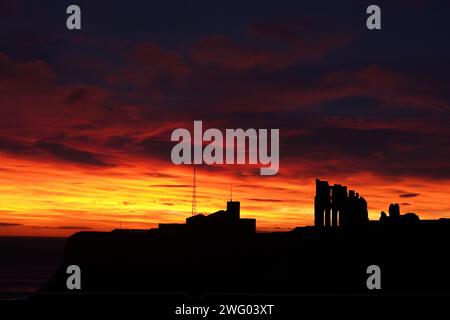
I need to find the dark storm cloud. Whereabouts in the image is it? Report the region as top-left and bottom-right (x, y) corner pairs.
(70, 124), (97, 131)
(31, 225), (92, 230)
(191, 31), (350, 70)
(55, 226), (92, 230)
(0, 222), (22, 227)
(149, 184), (191, 188)
(137, 137), (174, 162)
(318, 96), (381, 117)
(105, 136), (135, 148)
(65, 87), (91, 105)
(35, 142), (110, 167)
(400, 193), (420, 198)
(278, 119), (450, 180)
(0, 137), (33, 154)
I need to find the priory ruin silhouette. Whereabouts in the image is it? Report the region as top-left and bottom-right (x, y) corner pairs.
(35, 178), (450, 301)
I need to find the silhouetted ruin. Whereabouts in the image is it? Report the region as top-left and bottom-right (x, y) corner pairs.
(35, 178), (450, 302)
(314, 179), (368, 228)
(389, 203), (401, 220)
(379, 203), (420, 224)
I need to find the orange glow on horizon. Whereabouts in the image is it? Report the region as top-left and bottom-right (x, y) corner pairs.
(0, 152), (449, 237)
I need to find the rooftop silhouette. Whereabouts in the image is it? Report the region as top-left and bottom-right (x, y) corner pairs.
(158, 200), (256, 236)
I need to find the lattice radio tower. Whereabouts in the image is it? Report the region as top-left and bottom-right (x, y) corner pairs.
(192, 166), (197, 216)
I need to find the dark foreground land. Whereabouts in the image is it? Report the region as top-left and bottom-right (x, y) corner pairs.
(35, 220), (450, 301)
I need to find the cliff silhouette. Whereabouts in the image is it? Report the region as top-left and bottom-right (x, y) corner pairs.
(34, 179), (450, 300)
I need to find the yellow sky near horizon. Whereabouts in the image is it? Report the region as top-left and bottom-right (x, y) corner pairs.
(0, 152), (449, 237)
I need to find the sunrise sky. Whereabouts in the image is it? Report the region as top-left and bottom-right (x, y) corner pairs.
(1, 0), (449, 236)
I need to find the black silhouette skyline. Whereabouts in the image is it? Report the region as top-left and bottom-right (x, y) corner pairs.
(33, 178), (450, 302)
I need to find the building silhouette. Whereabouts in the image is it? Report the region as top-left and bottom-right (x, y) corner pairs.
(37, 177), (450, 300)
(158, 200), (256, 235)
(314, 179), (368, 228)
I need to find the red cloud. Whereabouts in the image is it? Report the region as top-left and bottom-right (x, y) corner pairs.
(108, 42), (190, 87)
(192, 35), (271, 70)
(323, 66), (450, 111)
(191, 21), (351, 70)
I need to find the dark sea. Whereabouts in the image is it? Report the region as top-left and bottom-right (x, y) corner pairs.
(0, 237), (66, 300)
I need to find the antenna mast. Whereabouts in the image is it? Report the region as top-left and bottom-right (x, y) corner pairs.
(192, 166), (197, 216)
